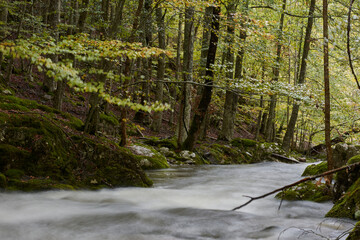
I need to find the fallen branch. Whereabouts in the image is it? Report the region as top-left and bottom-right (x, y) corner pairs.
(232, 161), (360, 211)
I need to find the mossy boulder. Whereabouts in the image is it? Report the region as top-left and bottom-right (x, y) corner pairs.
(141, 136), (178, 150)
(347, 222), (360, 240)
(5, 169), (25, 179)
(326, 178), (360, 220)
(302, 161), (327, 176)
(231, 138), (258, 148)
(332, 143), (360, 168)
(129, 144), (169, 170)
(199, 143), (246, 164)
(275, 181), (332, 202)
(0, 95), (152, 191)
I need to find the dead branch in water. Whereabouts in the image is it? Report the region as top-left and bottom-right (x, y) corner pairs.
(232, 161), (360, 211)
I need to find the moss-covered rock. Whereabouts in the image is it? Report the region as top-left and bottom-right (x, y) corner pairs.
(141, 136), (178, 150)
(326, 178), (360, 219)
(231, 138), (258, 148)
(0, 95), (152, 191)
(199, 143), (247, 164)
(5, 169), (25, 179)
(275, 181), (332, 202)
(129, 144), (169, 170)
(347, 222), (360, 240)
(302, 162), (327, 176)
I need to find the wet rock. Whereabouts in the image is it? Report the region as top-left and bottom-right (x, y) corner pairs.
(129, 145), (154, 157)
(180, 150), (196, 159)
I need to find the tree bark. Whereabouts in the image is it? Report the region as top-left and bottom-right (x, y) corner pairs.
(77, 0), (90, 33)
(182, 5), (220, 151)
(282, 0), (316, 151)
(109, 0), (126, 38)
(46, 0), (61, 95)
(264, 0), (286, 141)
(134, 0), (152, 124)
(119, 0), (144, 146)
(177, 6), (195, 146)
(169, 12), (182, 125)
(151, 7), (166, 131)
(218, 2), (237, 141)
(219, 1), (248, 141)
(323, 0), (334, 180)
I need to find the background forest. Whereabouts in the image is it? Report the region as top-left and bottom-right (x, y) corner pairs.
(1, 0), (360, 153)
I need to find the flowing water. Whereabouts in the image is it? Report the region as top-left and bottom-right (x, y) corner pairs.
(0, 162), (356, 240)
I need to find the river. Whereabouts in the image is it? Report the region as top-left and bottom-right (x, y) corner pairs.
(0, 162), (355, 240)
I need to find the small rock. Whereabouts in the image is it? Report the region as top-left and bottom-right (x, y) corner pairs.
(140, 159), (152, 168)
(159, 147), (175, 157)
(355, 210), (360, 220)
(180, 150), (196, 159)
(129, 145), (154, 157)
(185, 160), (195, 165)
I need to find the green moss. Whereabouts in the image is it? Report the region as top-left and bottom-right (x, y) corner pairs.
(326, 177), (360, 219)
(5, 169), (25, 179)
(142, 136), (178, 150)
(0, 173), (7, 188)
(100, 113), (119, 126)
(231, 138), (258, 148)
(0, 144), (30, 169)
(348, 154), (360, 165)
(132, 143), (169, 170)
(302, 162), (328, 176)
(275, 181), (332, 202)
(199, 143), (246, 164)
(347, 222), (360, 240)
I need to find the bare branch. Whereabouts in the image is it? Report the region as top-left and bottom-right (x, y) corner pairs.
(346, 0), (360, 90)
(232, 161), (360, 211)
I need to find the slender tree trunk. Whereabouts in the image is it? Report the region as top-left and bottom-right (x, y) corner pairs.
(323, 0), (333, 181)
(177, 6), (195, 146)
(46, 0), (61, 94)
(219, 3), (237, 141)
(169, 13), (182, 126)
(265, 0), (286, 141)
(219, 1), (248, 141)
(77, 0), (90, 33)
(109, 0), (125, 37)
(0, 0), (9, 73)
(194, 7), (212, 139)
(134, 0), (152, 124)
(151, 7), (166, 131)
(182, 5), (220, 150)
(119, 0), (144, 146)
(282, 0), (316, 151)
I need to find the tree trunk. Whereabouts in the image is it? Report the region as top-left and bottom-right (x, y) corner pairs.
(177, 6), (195, 146)
(282, 0), (315, 151)
(151, 7), (166, 131)
(219, 1), (248, 141)
(134, 0), (152, 124)
(77, 0), (90, 33)
(218, 3), (237, 141)
(119, 0), (144, 146)
(182, 5), (220, 151)
(0, 0), (8, 73)
(45, 0), (61, 95)
(264, 0), (286, 141)
(169, 13), (182, 126)
(323, 0), (333, 180)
